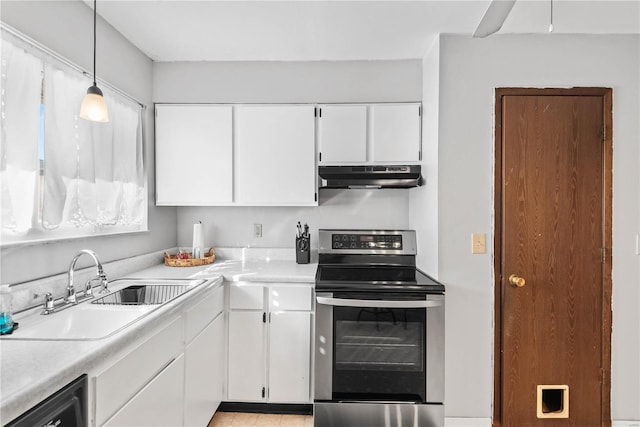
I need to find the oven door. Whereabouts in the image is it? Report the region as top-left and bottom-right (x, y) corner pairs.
(315, 292), (444, 404)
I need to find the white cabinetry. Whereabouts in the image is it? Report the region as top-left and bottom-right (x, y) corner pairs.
(227, 282), (313, 403)
(235, 105), (316, 205)
(95, 317), (183, 426)
(155, 105), (233, 205)
(155, 104), (317, 206)
(371, 104), (421, 163)
(228, 311), (266, 401)
(318, 104), (367, 163)
(227, 283), (266, 401)
(184, 286), (225, 427)
(268, 311), (312, 403)
(103, 355), (185, 427)
(94, 283), (225, 427)
(318, 103), (421, 164)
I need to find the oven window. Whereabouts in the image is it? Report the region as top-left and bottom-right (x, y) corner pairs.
(332, 305), (426, 402)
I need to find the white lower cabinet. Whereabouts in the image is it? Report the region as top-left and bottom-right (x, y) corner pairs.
(228, 311), (266, 401)
(95, 317), (183, 426)
(268, 311), (312, 403)
(93, 284), (225, 427)
(226, 282), (313, 404)
(104, 355), (185, 427)
(184, 311), (225, 427)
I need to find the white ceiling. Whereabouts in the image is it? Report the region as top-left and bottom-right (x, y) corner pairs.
(93, 0), (640, 62)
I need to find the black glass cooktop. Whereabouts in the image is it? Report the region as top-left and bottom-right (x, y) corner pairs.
(315, 264), (445, 293)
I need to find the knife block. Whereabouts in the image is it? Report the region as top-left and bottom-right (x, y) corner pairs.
(296, 236), (310, 264)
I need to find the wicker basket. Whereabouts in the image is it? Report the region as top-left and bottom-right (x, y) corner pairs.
(164, 248), (215, 267)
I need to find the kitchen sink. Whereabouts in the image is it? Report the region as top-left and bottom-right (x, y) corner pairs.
(2, 304), (154, 341)
(91, 279), (205, 306)
(2, 278), (206, 341)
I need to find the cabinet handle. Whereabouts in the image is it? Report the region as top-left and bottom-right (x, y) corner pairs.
(262, 387), (266, 398)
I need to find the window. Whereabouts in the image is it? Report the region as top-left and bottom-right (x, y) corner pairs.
(1, 27), (147, 246)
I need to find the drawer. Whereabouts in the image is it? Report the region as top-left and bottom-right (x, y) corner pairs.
(269, 285), (312, 311)
(229, 283), (264, 310)
(95, 316), (182, 426)
(185, 285), (224, 343)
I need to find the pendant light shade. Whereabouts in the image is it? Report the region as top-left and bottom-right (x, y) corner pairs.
(80, 0), (109, 122)
(80, 84), (109, 122)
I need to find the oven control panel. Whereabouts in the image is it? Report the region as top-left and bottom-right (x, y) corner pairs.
(332, 233), (403, 250)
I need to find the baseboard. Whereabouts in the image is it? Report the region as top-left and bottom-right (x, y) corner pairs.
(219, 402), (313, 415)
(443, 418), (639, 427)
(445, 418), (491, 427)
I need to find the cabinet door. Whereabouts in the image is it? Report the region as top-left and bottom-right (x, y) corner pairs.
(318, 105), (367, 163)
(235, 105), (316, 205)
(103, 355), (184, 427)
(268, 312), (311, 403)
(156, 104), (232, 205)
(371, 103), (421, 163)
(228, 311), (265, 401)
(184, 313), (224, 427)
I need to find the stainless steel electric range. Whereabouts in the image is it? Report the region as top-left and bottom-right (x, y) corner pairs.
(314, 229), (445, 427)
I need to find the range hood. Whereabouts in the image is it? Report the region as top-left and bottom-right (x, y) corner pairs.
(318, 165), (422, 189)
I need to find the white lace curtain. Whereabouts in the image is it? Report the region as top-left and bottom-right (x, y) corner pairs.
(1, 30), (146, 244)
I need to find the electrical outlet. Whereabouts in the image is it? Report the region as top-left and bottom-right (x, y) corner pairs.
(254, 223), (262, 238)
(472, 233), (486, 254)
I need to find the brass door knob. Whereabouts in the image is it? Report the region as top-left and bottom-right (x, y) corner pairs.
(509, 274), (526, 287)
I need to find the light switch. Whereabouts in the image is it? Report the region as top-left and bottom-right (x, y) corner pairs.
(472, 233), (486, 254)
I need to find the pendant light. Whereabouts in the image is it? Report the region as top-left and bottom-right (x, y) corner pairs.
(80, 0), (109, 122)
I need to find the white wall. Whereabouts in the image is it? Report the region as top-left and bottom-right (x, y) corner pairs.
(0, 1), (177, 285)
(434, 34), (640, 421)
(154, 59), (423, 250)
(410, 36), (439, 277)
(178, 189), (410, 250)
(154, 60), (421, 104)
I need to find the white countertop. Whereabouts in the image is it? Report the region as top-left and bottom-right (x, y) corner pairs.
(0, 256), (316, 425)
(135, 257), (317, 284)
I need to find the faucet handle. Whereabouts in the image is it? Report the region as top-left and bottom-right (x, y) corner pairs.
(42, 293), (54, 315)
(84, 280), (94, 297)
(98, 272), (109, 294)
(65, 285), (77, 304)
(44, 293), (54, 308)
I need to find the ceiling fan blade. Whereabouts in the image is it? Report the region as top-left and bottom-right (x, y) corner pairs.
(473, 0), (517, 38)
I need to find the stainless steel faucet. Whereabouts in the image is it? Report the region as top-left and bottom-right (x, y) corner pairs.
(66, 249), (109, 303)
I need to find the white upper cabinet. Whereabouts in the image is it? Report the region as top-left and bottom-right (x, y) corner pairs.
(155, 104), (316, 206)
(235, 105), (316, 206)
(155, 104), (233, 205)
(318, 102), (421, 164)
(318, 105), (367, 163)
(371, 103), (421, 163)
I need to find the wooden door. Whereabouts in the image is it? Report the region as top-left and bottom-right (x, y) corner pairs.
(494, 88), (612, 427)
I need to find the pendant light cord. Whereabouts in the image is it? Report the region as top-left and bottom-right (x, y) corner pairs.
(549, 0), (554, 32)
(92, 0), (97, 86)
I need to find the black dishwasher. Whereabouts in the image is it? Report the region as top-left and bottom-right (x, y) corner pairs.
(7, 374), (87, 427)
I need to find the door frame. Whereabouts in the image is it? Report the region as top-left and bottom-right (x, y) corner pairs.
(492, 87), (613, 427)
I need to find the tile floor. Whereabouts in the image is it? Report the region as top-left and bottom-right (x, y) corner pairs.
(208, 412), (313, 427)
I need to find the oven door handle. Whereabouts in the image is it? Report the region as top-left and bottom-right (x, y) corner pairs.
(316, 296), (443, 309)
